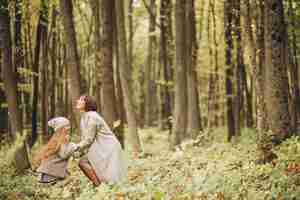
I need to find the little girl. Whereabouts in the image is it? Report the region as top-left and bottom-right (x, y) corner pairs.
(33, 117), (76, 184)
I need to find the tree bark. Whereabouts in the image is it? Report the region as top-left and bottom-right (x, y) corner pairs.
(50, 7), (58, 119)
(210, 0), (220, 128)
(256, 0), (268, 134)
(0, 0), (30, 172)
(115, 0), (142, 152)
(224, 0), (235, 142)
(100, 0), (118, 128)
(171, 0), (188, 147)
(244, 0), (256, 128)
(160, 0), (173, 129)
(40, 0), (49, 143)
(186, 0), (202, 137)
(264, 0), (291, 142)
(233, 0), (243, 136)
(59, 0), (81, 126)
(145, 0), (157, 127)
(287, 0), (300, 132)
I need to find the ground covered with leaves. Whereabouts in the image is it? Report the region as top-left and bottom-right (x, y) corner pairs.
(1, 128), (300, 200)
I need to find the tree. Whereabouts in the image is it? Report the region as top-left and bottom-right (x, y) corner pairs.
(256, 0), (268, 134)
(31, 1), (47, 146)
(224, 0), (235, 142)
(159, 0), (173, 129)
(89, 0), (118, 128)
(264, 0), (291, 142)
(0, 0), (30, 172)
(59, 0), (81, 126)
(171, 0), (188, 147)
(186, 0), (202, 137)
(145, 0), (157, 127)
(115, 0), (142, 152)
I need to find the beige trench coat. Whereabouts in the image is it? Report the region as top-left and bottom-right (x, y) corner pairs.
(77, 111), (127, 183)
(37, 142), (76, 178)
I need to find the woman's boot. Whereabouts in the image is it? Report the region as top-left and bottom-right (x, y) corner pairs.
(78, 159), (101, 187)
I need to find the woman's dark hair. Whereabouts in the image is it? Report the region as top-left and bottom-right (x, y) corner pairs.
(82, 95), (97, 112)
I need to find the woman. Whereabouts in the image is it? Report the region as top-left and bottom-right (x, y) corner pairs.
(33, 117), (76, 184)
(73, 95), (126, 186)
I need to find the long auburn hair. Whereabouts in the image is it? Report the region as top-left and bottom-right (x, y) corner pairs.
(33, 127), (69, 168)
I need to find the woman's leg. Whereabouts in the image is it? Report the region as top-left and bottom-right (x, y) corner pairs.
(78, 157), (101, 186)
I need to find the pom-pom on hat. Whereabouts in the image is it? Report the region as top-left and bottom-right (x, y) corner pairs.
(48, 117), (70, 131)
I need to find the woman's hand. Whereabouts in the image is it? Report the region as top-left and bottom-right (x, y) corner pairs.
(73, 150), (81, 158)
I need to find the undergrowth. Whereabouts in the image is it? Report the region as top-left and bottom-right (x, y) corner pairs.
(1, 128), (300, 200)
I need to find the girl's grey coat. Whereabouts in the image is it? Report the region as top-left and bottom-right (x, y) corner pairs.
(36, 143), (76, 178)
(77, 111), (126, 183)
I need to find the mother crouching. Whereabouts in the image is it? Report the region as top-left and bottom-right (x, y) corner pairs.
(73, 95), (127, 186)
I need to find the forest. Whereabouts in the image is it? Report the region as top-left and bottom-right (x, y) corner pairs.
(0, 0), (300, 199)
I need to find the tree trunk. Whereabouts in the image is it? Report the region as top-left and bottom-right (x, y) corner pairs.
(39, 0), (49, 143)
(171, 0), (188, 147)
(233, 0), (243, 136)
(144, 0), (157, 127)
(50, 7), (58, 119)
(100, 0), (118, 128)
(186, 0), (202, 137)
(256, 0), (268, 134)
(128, 0), (133, 70)
(264, 0), (291, 142)
(30, 12), (46, 147)
(89, 0), (118, 128)
(207, 1), (214, 129)
(160, 0), (173, 129)
(0, 0), (30, 172)
(210, 0), (220, 127)
(89, 0), (102, 113)
(59, 0), (81, 126)
(115, 0), (142, 152)
(287, 0), (300, 133)
(224, 0), (235, 142)
(244, 0), (256, 128)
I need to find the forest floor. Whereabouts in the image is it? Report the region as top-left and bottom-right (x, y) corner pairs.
(1, 128), (300, 200)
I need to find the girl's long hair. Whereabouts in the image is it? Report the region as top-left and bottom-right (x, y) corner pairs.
(33, 128), (68, 168)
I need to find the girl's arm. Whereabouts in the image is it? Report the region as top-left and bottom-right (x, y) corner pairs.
(58, 142), (77, 159)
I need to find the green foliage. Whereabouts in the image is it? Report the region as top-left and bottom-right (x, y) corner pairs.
(2, 129), (300, 200)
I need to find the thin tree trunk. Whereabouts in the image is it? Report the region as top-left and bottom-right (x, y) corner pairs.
(39, 0), (49, 143)
(59, 0), (81, 126)
(145, 0), (157, 126)
(41, 18), (49, 143)
(256, 0), (268, 134)
(233, 0), (243, 136)
(160, 0), (173, 129)
(115, 0), (142, 152)
(207, 1), (214, 129)
(244, 0), (256, 128)
(224, 0), (235, 142)
(171, 0), (188, 147)
(210, 0), (220, 127)
(288, 0), (300, 132)
(186, 0), (202, 137)
(89, 0), (102, 113)
(100, 0), (118, 128)
(50, 7), (58, 119)
(30, 17), (44, 147)
(128, 0), (133, 69)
